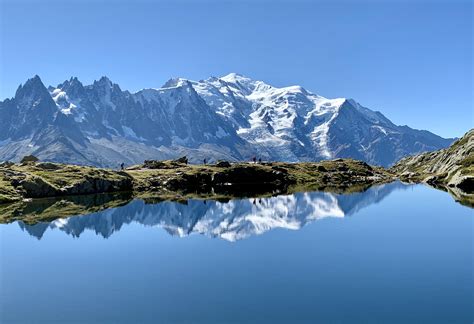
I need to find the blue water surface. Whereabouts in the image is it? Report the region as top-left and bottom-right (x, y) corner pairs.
(0, 183), (472, 323)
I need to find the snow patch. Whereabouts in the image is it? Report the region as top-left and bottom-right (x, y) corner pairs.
(372, 125), (388, 135)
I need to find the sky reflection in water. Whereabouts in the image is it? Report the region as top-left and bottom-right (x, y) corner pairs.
(1, 182), (472, 323)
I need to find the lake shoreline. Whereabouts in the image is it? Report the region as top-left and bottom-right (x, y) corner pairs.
(0, 158), (393, 203)
(1, 155), (472, 212)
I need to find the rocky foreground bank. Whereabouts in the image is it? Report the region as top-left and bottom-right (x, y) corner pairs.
(0, 159), (392, 204)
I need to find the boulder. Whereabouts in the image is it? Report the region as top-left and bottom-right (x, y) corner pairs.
(454, 176), (474, 193)
(19, 176), (59, 198)
(213, 165), (290, 185)
(317, 165), (327, 172)
(215, 160), (231, 167)
(164, 173), (213, 191)
(174, 156), (188, 164)
(20, 155), (39, 164)
(62, 177), (133, 195)
(143, 160), (167, 169)
(337, 164), (349, 171)
(36, 162), (62, 170)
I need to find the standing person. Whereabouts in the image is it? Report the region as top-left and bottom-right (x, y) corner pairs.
(252, 156), (256, 163)
(120, 163), (124, 170)
(203, 158), (207, 165)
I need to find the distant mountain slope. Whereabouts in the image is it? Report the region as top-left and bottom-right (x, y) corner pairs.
(0, 74), (454, 167)
(392, 129), (473, 194)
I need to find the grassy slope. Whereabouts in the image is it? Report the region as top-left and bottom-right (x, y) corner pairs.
(0, 178), (20, 203)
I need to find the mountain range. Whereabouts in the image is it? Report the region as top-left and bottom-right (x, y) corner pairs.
(0, 74), (454, 167)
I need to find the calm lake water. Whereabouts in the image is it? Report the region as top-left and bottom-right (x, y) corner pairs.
(0, 182), (472, 323)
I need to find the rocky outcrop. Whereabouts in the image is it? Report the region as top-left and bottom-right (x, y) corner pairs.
(173, 156), (188, 164)
(215, 160), (231, 167)
(17, 175), (133, 198)
(212, 164), (289, 185)
(60, 176), (133, 196)
(17, 176), (61, 198)
(20, 155), (39, 163)
(1, 163), (133, 199)
(131, 159), (393, 198)
(0, 158), (393, 203)
(391, 129), (473, 206)
(392, 129), (473, 192)
(160, 164), (292, 195)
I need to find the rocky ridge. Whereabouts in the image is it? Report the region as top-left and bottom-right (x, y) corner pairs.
(392, 129), (473, 206)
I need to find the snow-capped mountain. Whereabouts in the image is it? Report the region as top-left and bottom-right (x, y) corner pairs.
(0, 74), (454, 167)
(18, 182), (409, 241)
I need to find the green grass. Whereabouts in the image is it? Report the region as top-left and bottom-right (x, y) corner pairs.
(0, 178), (21, 203)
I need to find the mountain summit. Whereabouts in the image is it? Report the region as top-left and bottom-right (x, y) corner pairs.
(0, 74), (454, 167)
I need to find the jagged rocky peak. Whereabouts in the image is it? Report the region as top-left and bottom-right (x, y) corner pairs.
(89, 76), (122, 95)
(15, 75), (50, 101)
(60, 76), (83, 89)
(94, 75), (113, 87)
(19, 74), (43, 89)
(54, 77), (85, 98)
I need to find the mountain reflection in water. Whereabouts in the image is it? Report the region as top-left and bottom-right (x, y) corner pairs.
(18, 182), (408, 241)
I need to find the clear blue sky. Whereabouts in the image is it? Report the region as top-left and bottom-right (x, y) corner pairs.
(0, 0), (472, 138)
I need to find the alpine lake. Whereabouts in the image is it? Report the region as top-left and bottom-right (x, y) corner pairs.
(0, 182), (472, 323)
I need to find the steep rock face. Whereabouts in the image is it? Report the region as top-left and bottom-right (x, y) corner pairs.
(0, 74), (454, 167)
(4, 76), (58, 140)
(0, 76), (91, 165)
(134, 79), (243, 149)
(392, 129), (474, 194)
